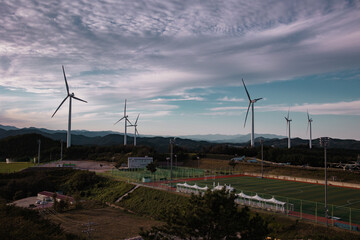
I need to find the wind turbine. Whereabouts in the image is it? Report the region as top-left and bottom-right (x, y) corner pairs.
(52, 65), (87, 148)
(242, 79), (263, 147)
(129, 114), (140, 146)
(114, 99), (132, 145)
(285, 109), (292, 149)
(307, 110), (313, 149)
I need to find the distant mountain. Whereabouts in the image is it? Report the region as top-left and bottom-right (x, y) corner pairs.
(0, 125), (359, 151)
(0, 125), (19, 131)
(179, 133), (285, 143)
(0, 125), (214, 153)
(0, 125), (119, 138)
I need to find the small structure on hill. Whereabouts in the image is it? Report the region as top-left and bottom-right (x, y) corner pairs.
(128, 157), (153, 169)
(37, 191), (75, 204)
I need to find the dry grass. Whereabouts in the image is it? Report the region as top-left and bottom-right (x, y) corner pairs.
(47, 206), (161, 240)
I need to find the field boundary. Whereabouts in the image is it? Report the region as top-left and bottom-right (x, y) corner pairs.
(242, 172), (360, 190)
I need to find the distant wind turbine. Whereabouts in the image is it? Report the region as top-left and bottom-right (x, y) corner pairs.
(114, 99), (132, 145)
(129, 114), (140, 146)
(285, 109), (292, 149)
(307, 111), (313, 149)
(52, 65), (87, 148)
(242, 79), (263, 147)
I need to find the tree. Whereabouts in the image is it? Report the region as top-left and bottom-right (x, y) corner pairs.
(140, 188), (269, 240)
(146, 162), (157, 181)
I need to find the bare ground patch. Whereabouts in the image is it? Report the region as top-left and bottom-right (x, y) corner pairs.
(47, 206), (161, 240)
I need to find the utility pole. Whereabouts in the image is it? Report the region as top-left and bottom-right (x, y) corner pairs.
(260, 139), (264, 178)
(60, 140), (63, 161)
(37, 139), (41, 165)
(170, 138), (176, 181)
(320, 137), (330, 226)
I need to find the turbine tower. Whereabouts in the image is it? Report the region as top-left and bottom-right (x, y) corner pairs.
(307, 111), (313, 149)
(114, 99), (132, 145)
(129, 114), (140, 146)
(285, 109), (292, 149)
(242, 79), (263, 147)
(52, 65), (87, 148)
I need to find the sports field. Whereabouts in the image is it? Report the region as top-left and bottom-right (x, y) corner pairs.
(187, 175), (360, 226)
(0, 162), (35, 173)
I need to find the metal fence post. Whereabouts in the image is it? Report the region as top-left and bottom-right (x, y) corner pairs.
(300, 200), (303, 219)
(315, 202), (318, 223)
(349, 208), (352, 231)
(287, 198), (289, 216)
(332, 205), (334, 226)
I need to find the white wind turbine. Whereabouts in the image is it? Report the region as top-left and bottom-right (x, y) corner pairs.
(242, 79), (263, 147)
(114, 99), (132, 145)
(307, 111), (313, 149)
(285, 109), (292, 149)
(129, 114), (140, 146)
(52, 65), (87, 148)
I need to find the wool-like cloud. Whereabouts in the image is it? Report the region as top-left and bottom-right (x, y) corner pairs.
(0, 0), (359, 136)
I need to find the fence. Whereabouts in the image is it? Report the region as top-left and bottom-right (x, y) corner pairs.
(109, 166), (242, 182)
(233, 188), (360, 231)
(108, 167), (360, 231)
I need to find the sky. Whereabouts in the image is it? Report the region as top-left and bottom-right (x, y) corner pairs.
(0, 0), (360, 140)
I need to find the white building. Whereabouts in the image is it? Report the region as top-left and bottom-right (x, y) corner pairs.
(128, 157), (153, 169)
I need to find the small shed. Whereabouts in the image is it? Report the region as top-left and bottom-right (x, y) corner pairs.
(142, 176), (152, 183)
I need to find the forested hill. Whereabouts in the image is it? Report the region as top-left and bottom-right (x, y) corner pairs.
(0, 126), (359, 153)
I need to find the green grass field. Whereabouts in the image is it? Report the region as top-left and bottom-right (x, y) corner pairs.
(188, 176), (360, 225)
(110, 166), (206, 181)
(0, 162), (35, 173)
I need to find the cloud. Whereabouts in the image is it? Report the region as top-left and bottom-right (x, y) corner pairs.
(1, 0), (360, 96)
(209, 106), (246, 112)
(217, 96), (244, 102)
(150, 96), (205, 102)
(0, 0), (359, 137)
(257, 100), (360, 116)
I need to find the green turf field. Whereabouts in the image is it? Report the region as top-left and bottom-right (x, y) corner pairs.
(110, 166), (206, 181)
(188, 176), (360, 225)
(0, 162), (35, 173)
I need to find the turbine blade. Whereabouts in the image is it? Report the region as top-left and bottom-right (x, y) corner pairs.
(62, 65), (70, 95)
(287, 108), (290, 119)
(307, 110), (310, 121)
(135, 113), (140, 124)
(72, 96), (87, 103)
(254, 97), (263, 102)
(244, 102), (251, 127)
(242, 78), (251, 101)
(124, 99), (127, 116)
(126, 118), (133, 126)
(114, 116), (125, 125)
(135, 128), (139, 136)
(52, 96), (69, 118)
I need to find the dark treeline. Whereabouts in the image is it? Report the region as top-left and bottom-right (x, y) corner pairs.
(200, 144), (358, 167)
(1, 134), (358, 168)
(0, 168), (105, 202)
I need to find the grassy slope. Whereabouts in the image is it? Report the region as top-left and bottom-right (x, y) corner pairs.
(117, 186), (188, 219)
(109, 183), (360, 239)
(89, 180), (134, 203)
(0, 162), (35, 173)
